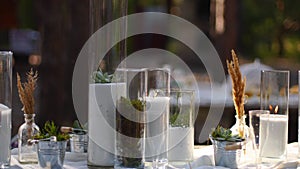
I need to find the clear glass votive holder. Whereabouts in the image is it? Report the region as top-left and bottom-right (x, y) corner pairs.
(168, 89), (194, 167)
(0, 51), (12, 168)
(260, 70), (289, 162)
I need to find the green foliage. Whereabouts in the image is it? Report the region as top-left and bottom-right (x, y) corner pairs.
(120, 97), (145, 111)
(121, 157), (143, 168)
(93, 69), (113, 83)
(211, 126), (243, 142)
(72, 120), (83, 129)
(169, 112), (179, 126)
(241, 0), (300, 59)
(169, 111), (190, 127)
(34, 121), (70, 141)
(137, 0), (165, 7)
(72, 120), (87, 134)
(169, 92), (190, 127)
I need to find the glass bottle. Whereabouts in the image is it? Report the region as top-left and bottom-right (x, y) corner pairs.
(231, 114), (249, 138)
(18, 113), (40, 163)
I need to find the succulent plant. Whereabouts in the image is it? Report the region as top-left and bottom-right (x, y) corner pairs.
(34, 121), (71, 141)
(211, 126), (243, 142)
(93, 69), (113, 83)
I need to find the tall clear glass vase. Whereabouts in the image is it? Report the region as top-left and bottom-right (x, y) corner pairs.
(18, 113), (40, 163)
(0, 51), (13, 168)
(88, 0), (128, 167)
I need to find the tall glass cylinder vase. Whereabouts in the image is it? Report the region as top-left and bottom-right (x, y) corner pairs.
(145, 68), (170, 168)
(88, 0), (128, 167)
(18, 113), (40, 163)
(114, 68), (147, 169)
(260, 70), (289, 163)
(168, 89), (194, 166)
(0, 51), (12, 168)
(89, 0), (127, 74)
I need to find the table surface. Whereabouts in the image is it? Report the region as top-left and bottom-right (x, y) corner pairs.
(10, 143), (300, 169)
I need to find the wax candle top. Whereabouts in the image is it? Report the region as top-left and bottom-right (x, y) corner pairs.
(145, 97), (169, 122)
(0, 103), (9, 111)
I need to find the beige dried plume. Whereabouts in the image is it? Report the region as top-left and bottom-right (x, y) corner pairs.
(17, 69), (38, 114)
(226, 50), (246, 120)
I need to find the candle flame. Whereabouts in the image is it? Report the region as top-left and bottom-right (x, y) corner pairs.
(275, 105), (278, 114)
(269, 105), (279, 114)
(269, 105), (273, 111)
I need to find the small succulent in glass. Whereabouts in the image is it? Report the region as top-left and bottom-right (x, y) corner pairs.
(92, 69), (113, 83)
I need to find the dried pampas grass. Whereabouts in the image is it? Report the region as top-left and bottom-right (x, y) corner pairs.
(226, 50), (246, 119)
(17, 68), (38, 114)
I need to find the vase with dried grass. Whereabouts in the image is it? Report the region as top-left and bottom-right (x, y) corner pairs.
(226, 50), (248, 138)
(17, 69), (40, 163)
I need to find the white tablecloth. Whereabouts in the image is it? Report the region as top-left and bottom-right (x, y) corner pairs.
(10, 143), (300, 169)
(10, 148), (87, 169)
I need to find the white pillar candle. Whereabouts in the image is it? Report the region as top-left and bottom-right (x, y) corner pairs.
(259, 114), (288, 158)
(168, 127), (194, 162)
(0, 104), (11, 165)
(145, 96), (169, 162)
(88, 83), (125, 166)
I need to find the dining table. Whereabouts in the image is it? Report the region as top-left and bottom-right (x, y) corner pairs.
(9, 142), (300, 169)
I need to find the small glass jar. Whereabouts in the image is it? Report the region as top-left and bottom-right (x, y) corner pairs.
(231, 115), (249, 138)
(18, 113), (40, 163)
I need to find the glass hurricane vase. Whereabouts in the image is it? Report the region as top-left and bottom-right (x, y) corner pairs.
(18, 113), (40, 163)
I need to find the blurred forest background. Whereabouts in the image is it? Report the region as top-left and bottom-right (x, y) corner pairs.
(1, 0), (300, 137)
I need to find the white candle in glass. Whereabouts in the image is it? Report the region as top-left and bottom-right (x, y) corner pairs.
(88, 83), (125, 166)
(145, 96), (169, 163)
(168, 127), (194, 161)
(259, 114), (288, 158)
(0, 104), (11, 165)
